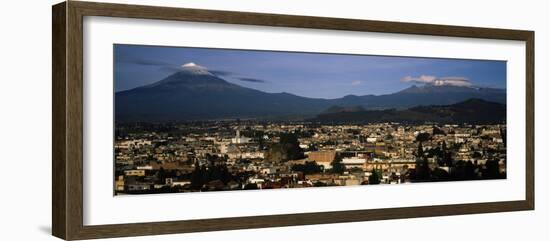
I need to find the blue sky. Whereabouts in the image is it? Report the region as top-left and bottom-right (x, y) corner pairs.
(114, 44), (506, 99)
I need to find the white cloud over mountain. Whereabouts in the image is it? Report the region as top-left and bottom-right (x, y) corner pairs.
(402, 75), (472, 87)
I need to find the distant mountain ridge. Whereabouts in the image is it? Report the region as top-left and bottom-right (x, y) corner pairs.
(312, 98), (506, 124)
(115, 65), (506, 122)
(330, 84), (505, 109)
(322, 105), (366, 114)
(116, 67), (330, 121)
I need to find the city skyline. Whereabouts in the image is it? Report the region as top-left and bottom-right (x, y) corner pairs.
(114, 44), (507, 195)
(115, 44), (507, 99)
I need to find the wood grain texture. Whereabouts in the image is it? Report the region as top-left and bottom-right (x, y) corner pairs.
(72, 1), (533, 40)
(525, 32), (535, 210)
(73, 201), (530, 240)
(52, 2), (67, 240)
(66, 2), (85, 240)
(51, 1), (535, 240)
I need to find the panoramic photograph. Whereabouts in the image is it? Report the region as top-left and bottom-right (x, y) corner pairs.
(113, 44), (507, 195)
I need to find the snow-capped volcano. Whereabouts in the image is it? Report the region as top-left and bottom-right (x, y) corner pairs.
(129, 62), (238, 91)
(179, 62), (213, 76)
(115, 63), (506, 121)
(181, 62), (199, 67)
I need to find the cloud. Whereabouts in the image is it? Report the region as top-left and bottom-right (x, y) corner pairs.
(131, 59), (171, 66)
(118, 57), (180, 73)
(209, 70), (234, 76)
(117, 58), (236, 76)
(402, 75), (437, 84)
(433, 77), (472, 87)
(117, 58), (266, 84)
(117, 57), (171, 67)
(402, 75), (472, 87)
(237, 77), (268, 83)
(158, 65), (184, 73)
(351, 80), (362, 86)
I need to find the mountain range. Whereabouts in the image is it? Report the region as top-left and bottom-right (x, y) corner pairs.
(312, 98), (506, 124)
(115, 65), (506, 122)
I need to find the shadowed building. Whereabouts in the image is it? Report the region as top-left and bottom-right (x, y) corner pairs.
(307, 151), (336, 169)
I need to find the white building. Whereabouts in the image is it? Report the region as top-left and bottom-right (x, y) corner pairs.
(124, 169), (145, 176)
(136, 165), (153, 170)
(366, 137), (378, 143)
(342, 157), (367, 168)
(231, 130), (251, 144)
(171, 180), (191, 187)
(115, 139), (152, 150)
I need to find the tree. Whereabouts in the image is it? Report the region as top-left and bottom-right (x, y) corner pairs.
(416, 132), (431, 142)
(265, 133), (305, 162)
(453, 160), (477, 180)
(200, 165), (209, 188)
(190, 161), (203, 190)
(441, 141), (453, 167)
(243, 183), (258, 190)
(472, 151), (482, 158)
(417, 141), (424, 156)
(431, 168), (450, 181)
(415, 142), (431, 181)
(369, 168), (381, 184)
(292, 161), (323, 175)
(330, 154), (346, 174)
(209, 163), (222, 182)
(483, 159), (501, 179)
(156, 167), (166, 184)
(313, 181), (328, 187)
(220, 164), (232, 184)
(280, 133), (305, 160)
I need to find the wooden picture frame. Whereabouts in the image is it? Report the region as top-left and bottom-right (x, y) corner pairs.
(52, 1), (534, 240)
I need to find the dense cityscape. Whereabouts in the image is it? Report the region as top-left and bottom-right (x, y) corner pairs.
(114, 121), (506, 194)
(113, 46), (508, 195)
